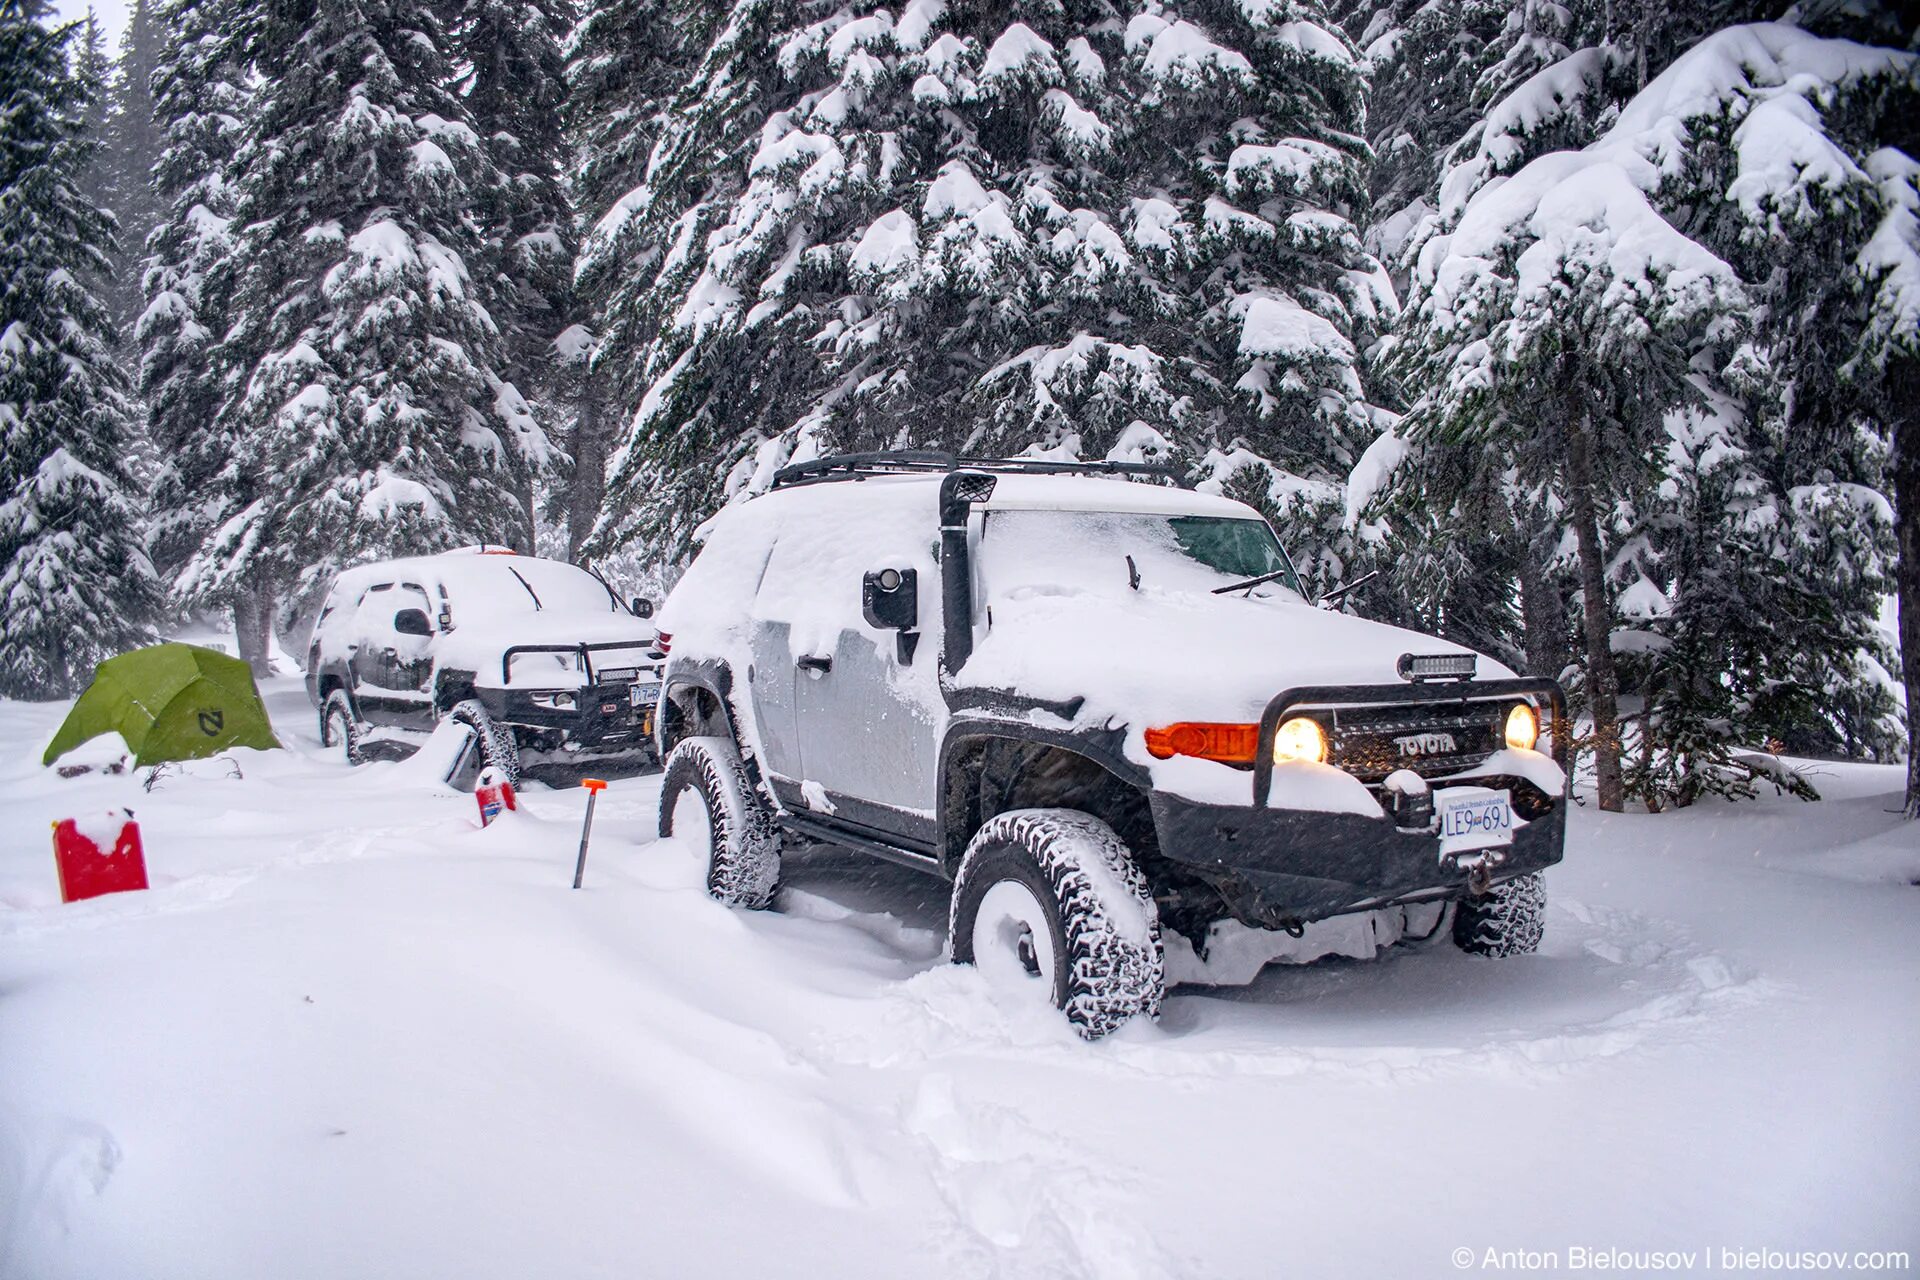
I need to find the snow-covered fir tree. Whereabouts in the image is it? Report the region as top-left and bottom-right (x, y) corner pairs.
(566, 0), (725, 559)
(139, 0), (250, 611)
(453, 0), (575, 540)
(1364, 18), (1918, 809)
(583, 0), (1394, 564)
(178, 0), (550, 654)
(1844, 98), (1920, 816)
(98, 0), (168, 344)
(0, 0), (158, 697)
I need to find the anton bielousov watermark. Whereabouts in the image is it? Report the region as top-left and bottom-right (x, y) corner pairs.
(1451, 1245), (1911, 1272)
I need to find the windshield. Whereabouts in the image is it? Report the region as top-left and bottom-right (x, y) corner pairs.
(443, 557), (622, 626)
(977, 510), (1305, 601)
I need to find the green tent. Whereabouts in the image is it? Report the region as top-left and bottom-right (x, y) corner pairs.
(43, 643), (281, 767)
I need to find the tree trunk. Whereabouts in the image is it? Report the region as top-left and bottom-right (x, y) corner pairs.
(233, 584), (275, 680)
(1889, 359), (1919, 819)
(1517, 526), (1564, 680)
(566, 372), (610, 562)
(1561, 403), (1626, 812)
(518, 473), (538, 555)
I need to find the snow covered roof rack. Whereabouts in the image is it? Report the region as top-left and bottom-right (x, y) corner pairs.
(769, 450), (1181, 490)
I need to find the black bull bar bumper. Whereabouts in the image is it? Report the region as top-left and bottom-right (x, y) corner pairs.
(1154, 678), (1569, 928)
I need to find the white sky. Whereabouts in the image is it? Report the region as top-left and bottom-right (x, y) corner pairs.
(50, 0), (134, 49)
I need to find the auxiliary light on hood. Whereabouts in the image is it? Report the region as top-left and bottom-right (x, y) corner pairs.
(1397, 652), (1476, 682)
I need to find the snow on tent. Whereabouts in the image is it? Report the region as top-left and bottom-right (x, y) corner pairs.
(42, 644), (280, 768)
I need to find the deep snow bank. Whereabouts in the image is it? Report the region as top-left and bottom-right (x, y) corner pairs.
(1, 681), (1915, 1278)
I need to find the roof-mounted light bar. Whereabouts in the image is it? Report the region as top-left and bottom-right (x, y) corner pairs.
(1397, 652), (1477, 682)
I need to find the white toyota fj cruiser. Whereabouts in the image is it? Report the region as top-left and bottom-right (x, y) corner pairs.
(653, 454), (1567, 1037)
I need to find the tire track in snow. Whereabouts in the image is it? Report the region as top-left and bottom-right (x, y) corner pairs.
(808, 897), (1773, 1087)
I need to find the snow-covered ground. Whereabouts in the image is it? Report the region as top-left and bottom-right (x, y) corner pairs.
(3, 675), (1916, 1279)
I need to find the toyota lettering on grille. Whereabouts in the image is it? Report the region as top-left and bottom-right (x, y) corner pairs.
(1393, 731), (1458, 757)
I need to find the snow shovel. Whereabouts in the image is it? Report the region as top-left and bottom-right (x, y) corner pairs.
(572, 778), (607, 889)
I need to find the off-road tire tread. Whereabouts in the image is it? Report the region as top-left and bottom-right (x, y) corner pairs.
(951, 808), (1164, 1040)
(449, 698), (522, 787)
(1452, 872), (1547, 956)
(321, 690), (366, 767)
(659, 736), (781, 909)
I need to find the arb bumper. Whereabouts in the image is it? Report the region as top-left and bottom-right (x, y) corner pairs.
(1158, 676), (1569, 928)
(1150, 787), (1565, 928)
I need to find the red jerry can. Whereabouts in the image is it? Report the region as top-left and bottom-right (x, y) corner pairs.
(52, 810), (149, 903)
(475, 767), (517, 827)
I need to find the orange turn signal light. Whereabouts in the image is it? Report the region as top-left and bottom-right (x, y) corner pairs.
(1144, 722), (1260, 765)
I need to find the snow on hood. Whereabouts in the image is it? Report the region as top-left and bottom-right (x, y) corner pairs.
(962, 587), (1508, 728)
(963, 588), (1510, 808)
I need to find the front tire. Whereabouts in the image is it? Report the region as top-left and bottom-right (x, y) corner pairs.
(1452, 872), (1547, 956)
(320, 690), (365, 766)
(448, 698), (521, 787)
(658, 736), (781, 909)
(950, 809), (1164, 1040)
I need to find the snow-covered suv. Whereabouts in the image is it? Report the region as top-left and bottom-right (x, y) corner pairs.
(307, 548), (663, 781)
(654, 453), (1568, 1037)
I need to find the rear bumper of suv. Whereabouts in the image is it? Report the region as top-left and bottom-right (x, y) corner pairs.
(1149, 786), (1565, 928)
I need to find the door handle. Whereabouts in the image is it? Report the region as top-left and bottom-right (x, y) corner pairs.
(796, 654), (832, 674)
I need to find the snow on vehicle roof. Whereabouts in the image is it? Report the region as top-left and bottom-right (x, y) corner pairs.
(324, 549), (624, 618)
(977, 473), (1256, 517)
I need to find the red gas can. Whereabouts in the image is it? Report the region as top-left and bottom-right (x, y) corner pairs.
(475, 767), (518, 826)
(52, 810), (149, 903)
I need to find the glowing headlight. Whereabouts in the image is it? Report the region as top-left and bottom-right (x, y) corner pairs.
(1273, 716), (1329, 764)
(1505, 703), (1540, 751)
(531, 691), (577, 710)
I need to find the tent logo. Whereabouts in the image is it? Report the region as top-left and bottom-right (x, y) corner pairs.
(197, 708), (225, 737)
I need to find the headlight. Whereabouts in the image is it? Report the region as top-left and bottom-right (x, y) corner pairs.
(1505, 703), (1540, 751)
(1273, 716), (1328, 764)
(531, 691), (576, 710)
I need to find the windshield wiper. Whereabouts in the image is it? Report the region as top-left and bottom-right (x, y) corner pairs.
(507, 565), (543, 610)
(581, 561), (623, 612)
(1211, 567), (1294, 596)
(1317, 568), (1381, 609)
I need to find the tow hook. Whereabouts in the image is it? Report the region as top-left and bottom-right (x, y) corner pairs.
(1442, 846), (1508, 896)
(1278, 918), (1305, 938)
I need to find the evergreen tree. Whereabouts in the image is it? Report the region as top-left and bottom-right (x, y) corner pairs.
(586, 0), (1393, 564)
(452, 0), (576, 544)
(71, 9), (111, 207)
(1376, 22), (1917, 810)
(178, 0), (543, 654)
(567, 0), (722, 560)
(101, 0), (168, 344)
(139, 0), (251, 617)
(1847, 126), (1920, 816)
(0, 0), (158, 698)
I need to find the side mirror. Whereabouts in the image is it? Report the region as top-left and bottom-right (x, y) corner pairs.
(631, 596), (654, 619)
(394, 608), (432, 637)
(863, 567), (919, 631)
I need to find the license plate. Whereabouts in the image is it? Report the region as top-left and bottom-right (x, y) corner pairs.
(1436, 787), (1515, 854)
(630, 682), (660, 709)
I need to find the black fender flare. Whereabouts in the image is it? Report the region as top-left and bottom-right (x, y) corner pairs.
(313, 662), (362, 719)
(659, 657), (740, 753)
(431, 667), (479, 715)
(935, 713), (1152, 877)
